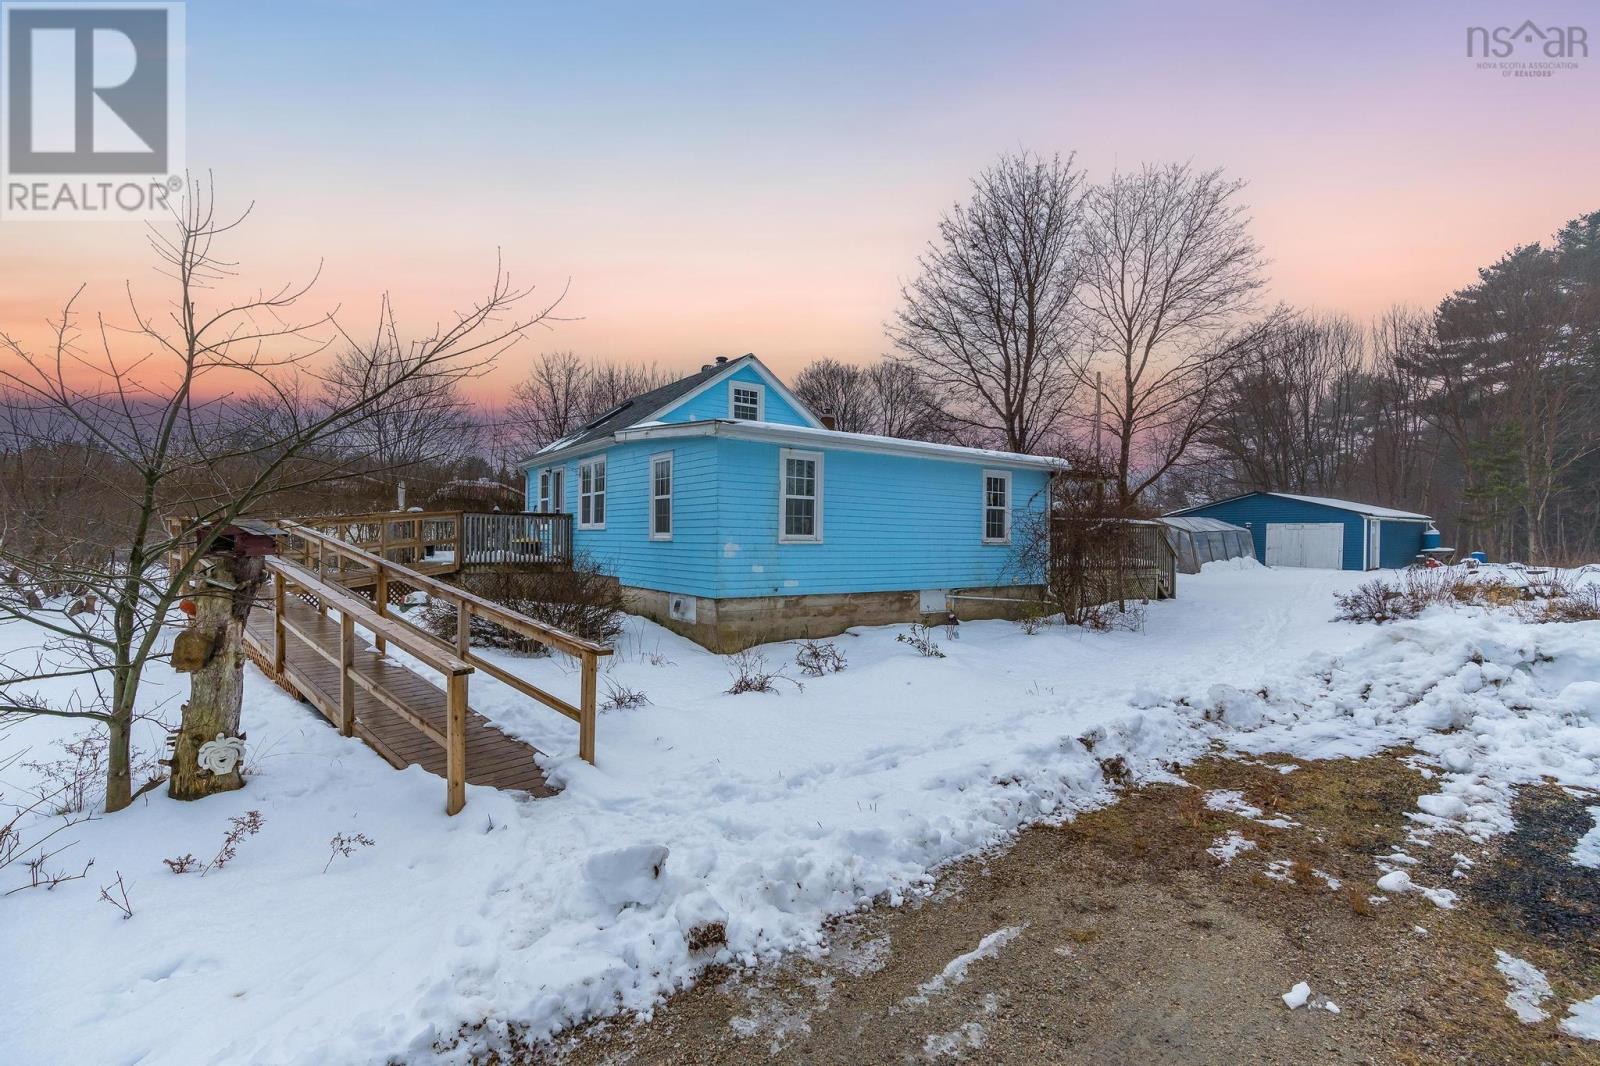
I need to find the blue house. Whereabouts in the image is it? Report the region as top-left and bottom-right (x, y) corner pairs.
(1166, 492), (1434, 571)
(520, 354), (1066, 649)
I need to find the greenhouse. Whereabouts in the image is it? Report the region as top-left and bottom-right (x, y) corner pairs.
(1160, 516), (1257, 574)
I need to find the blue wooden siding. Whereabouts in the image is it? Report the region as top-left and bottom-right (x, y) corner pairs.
(527, 435), (1051, 597)
(1377, 520), (1428, 568)
(658, 364), (813, 427)
(525, 438), (722, 597)
(711, 438), (1048, 597)
(1175, 495), (1366, 570)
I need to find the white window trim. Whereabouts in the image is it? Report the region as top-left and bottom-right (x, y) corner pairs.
(537, 467), (564, 513)
(982, 469), (1012, 545)
(729, 380), (766, 422)
(649, 451), (673, 541)
(578, 455), (606, 530)
(778, 448), (823, 544)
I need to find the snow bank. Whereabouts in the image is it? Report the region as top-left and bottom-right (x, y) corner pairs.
(4, 565), (1600, 1064)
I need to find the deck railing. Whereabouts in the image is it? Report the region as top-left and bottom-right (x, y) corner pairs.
(280, 522), (611, 765)
(462, 511), (572, 566)
(293, 509), (574, 571)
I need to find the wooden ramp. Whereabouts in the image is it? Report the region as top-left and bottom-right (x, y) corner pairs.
(168, 514), (610, 814)
(244, 598), (556, 798)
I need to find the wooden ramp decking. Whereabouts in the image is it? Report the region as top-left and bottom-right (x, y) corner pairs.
(244, 598), (556, 798)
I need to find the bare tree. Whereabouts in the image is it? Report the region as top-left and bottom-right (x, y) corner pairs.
(891, 151), (1089, 453)
(322, 311), (482, 499)
(868, 359), (949, 441)
(505, 352), (669, 455)
(1204, 312), (1365, 493)
(792, 358), (876, 432)
(1080, 162), (1267, 506)
(1364, 306), (1440, 511)
(0, 181), (561, 812)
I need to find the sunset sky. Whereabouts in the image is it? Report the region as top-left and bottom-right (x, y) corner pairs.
(2, 0), (1596, 402)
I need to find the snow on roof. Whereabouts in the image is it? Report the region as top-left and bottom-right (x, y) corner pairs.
(1264, 493), (1432, 521)
(613, 419), (1073, 471)
(1160, 516), (1250, 533)
(1169, 491), (1431, 522)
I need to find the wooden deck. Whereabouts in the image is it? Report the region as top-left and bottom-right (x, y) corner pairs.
(244, 598), (555, 798)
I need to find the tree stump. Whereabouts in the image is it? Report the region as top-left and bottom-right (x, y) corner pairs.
(168, 554), (268, 801)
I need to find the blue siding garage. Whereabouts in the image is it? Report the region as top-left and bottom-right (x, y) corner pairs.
(1167, 492), (1433, 571)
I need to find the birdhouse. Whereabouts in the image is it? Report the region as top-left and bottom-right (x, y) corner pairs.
(197, 518), (282, 558)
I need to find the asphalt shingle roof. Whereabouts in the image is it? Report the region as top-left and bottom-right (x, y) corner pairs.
(532, 357), (745, 459)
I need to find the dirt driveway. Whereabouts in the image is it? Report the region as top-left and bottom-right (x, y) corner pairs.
(494, 752), (1600, 1065)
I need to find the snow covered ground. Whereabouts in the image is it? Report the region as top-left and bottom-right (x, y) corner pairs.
(3, 563), (1600, 1064)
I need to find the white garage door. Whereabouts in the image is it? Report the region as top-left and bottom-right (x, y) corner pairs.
(1265, 523), (1344, 569)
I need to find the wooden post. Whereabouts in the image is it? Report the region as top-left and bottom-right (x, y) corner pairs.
(455, 511), (465, 573)
(338, 611), (355, 737)
(445, 673), (467, 815)
(578, 652), (597, 765)
(455, 601), (470, 658)
(272, 570), (286, 676)
(315, 542), (327, 615)
(374, 567), (389, 656)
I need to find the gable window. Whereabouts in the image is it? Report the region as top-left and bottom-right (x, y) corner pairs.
(650, 452), (673, 540)
(537, 467), (564, 513)
(578, 456), (606, 529)
(982, 470), (1011, 544)
(779, 448), (822, 543)
(729, 381), (765, 421)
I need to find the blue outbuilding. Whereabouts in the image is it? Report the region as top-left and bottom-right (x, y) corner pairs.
(1166, 492), (1435, 571)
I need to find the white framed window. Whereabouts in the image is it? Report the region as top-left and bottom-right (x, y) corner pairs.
(729, 381), (765, 421)
(649, 452), (673, 541)
(578, 455), (606, 529)
(537, 467), (564, 513)
(982, 470), (1011, 544)
(779, 448), (822, 543)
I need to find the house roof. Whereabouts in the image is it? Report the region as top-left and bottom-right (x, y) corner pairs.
(612, 419), (1073, 471)
(521, 353), (825, 466)
(527, 359), (740, 460)
(1169, 491), (1431, 521)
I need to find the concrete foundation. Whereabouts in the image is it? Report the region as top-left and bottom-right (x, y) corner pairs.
(623, 584), (1045, 653)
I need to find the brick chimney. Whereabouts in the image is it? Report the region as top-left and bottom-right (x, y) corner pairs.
(820, 412), (837, 431)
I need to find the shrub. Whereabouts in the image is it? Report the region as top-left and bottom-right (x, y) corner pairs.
(1539, 585), (1600, 623)
(794, 639), (847, 677)
(324, 832), (375, 873)
(422, 554), (624, 652)
(725, 650), (802, 695)
(1335, 569), (1461, 624)
(896, 623), (945, 658)
(600, 678), (651, 710)
(1016, 602), (1050, 635)
(1334, 579), (1416, 624)
(1080, 600), (1145, 632)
